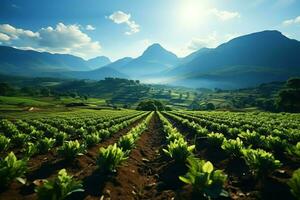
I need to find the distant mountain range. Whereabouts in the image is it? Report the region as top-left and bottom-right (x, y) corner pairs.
(0, 30), (300, 89)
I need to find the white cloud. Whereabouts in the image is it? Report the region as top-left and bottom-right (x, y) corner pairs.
(210, 8), (240, 21)
(282, 16), (300, 26)
(86, 25), (96, 31)
(109, 11), (140, 35)
(0, 23), (101, 59)
(0, 33), (10, 41)
(187, 32), (219, 51)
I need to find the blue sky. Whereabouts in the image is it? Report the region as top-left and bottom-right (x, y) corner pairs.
(0, 0), (299, 60)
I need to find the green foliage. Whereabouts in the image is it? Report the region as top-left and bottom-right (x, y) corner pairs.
(11, 133), (29, 147)
(85, 133), (101, 147)
(207, 133), (225, 147)
(287, 142), (300, 158)
(242, 148), (281, 177)
(22, 142), (38, 158)
(179, 157), (228, 198)
(35, 169), (84, 200)
(136, 99), (166, 111)
(163, 138), (195, 163)
(221, 138), (244, 158)
(96, 143), (128, 172)
(58, 140), (85, 161)
(55, 132), (69, 146)
(288, 168), (300, 200)
(265, 135), (288, 153)
(0, 135), (10, 152)
(118, 134), (135, 151)
(238, 130), (261, 147)
(0, 152), (27, 187)
(38, 137), (56, 154)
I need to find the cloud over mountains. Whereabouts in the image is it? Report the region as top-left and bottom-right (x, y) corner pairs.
(0, 23), (101, 59)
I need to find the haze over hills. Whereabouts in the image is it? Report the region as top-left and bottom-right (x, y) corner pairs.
(0, 30), (300, 89)
(87, 56), (111, 70)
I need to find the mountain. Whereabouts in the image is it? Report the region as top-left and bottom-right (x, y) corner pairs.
(0, 46), (91, 76)
(87, 56), (111, 69)
(103, 57), (133, 71)
(167, 30), (300, 89)
(108, 43), (179, 77)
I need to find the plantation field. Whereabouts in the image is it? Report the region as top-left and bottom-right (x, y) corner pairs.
(0, 110), (300, 199)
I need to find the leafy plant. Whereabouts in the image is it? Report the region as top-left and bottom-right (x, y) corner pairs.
(85, 133), (101, 147)
(55, 131), (68, 146)
(118, 134), (135, 151)
(221, 138), (244, 158)
(0, 152), (27, 187)
(163, 138), (195, 162)
(38, 137), (56, 154)
(23, 142), (38, 158)
(265, 135), (288, 153)
(238, 130), (261, 147)
(11, 133), (29, 147)
(288, 168), (300, 200)
(287, 142), (300, 158)
(179, 156), (228, 199)
(242, 148), (281, 177)
(207, 133), (225, 147)
(0, 135), (10, 152)
(57, 140), (85, 161)
(35, 168), (84, 200)
(96, 143), (128, 172)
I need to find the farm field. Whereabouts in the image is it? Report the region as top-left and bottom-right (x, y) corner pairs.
(1, 109), (300, 200)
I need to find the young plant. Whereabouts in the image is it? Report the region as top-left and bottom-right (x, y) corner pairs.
(38, 137), (56, 154)
(288, 168), (300, 200)
(22, 142), (38, 158)
(163, 138), (195, 163)
(55, 131), (68, 146)
(179, 156), (228, 199)
(221, 138), (244, 158)
(0, 152), (27, 187)
(118, 134), (135, 151)
(265, 135), (288, 153)
(96, 143), (128, 172)
(57, 140), (85, 161)
(207, 133), (225, 147)
(242, 148), (282, 178)
(165, 127), (183, 142)
(35, 168), (84, 200)
(11, 133), (29, 147)
(287, 142), (300, 158)
(85, 133), (101, 147)
(238, 130), (261, 147)
(0, 135), (10, 152)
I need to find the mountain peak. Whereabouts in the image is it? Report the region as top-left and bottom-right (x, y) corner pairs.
(141, 43), (178, 59)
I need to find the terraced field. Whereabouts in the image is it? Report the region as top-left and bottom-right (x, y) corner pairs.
(0, 110), (300, 199)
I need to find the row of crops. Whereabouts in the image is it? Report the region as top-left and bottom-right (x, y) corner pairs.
(161, 111), (300, 199)
(0, 110), (153, 199)
(1, 110), (300, 199)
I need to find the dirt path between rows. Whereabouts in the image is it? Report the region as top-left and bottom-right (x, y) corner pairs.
(92, 112), (173, 200)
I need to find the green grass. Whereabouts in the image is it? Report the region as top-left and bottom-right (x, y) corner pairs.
(0, 96), (52, 107)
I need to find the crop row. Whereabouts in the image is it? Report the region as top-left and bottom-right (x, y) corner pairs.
(0, 111), (149, 193)
(158, 112), (228, 199)
(163, 111), (300, 199)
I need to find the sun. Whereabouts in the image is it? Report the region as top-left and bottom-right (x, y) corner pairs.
(177, 0), (208, 27)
